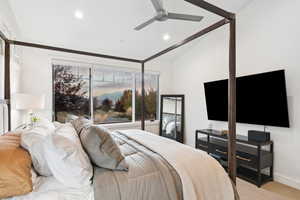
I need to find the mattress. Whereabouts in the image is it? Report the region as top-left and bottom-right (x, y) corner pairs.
(5, 173), (94, 200)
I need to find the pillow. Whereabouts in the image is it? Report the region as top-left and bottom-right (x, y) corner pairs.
(0, 147), (33, 198)
(65, 114), (79, 122)
(21, 126), (53, 176)
(0, 133), (21, 149)
(71, 117), (91, 134)
(43, 123), (93, 188)
(79, 123), (128, 171)
(35, 117), (56, 130)
(53, 121), (63, 128)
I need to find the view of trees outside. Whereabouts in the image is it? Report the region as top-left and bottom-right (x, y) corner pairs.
(93, 69), (133, 123)
(135, 74), (159, 121)
(53, 65), (90, 123)
(53, 63), (159, 124)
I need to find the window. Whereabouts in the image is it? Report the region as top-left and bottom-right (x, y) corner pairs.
(53, 62), (159, 124)
(93, 68), (133, 124)
(53, 64), (91, 122)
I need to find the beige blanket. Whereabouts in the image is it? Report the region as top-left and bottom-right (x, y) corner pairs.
(118, 129), (236, 200)
(93, 131), (183, 200)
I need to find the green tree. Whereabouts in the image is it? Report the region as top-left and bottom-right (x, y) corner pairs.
(120, 90), (132, 111)
(54, 65), (90, 120)
(101, 98), (112, 112)
(145, 88), (157, 119)
(135, 89), (157, 120)
(115, 99), (125, 112)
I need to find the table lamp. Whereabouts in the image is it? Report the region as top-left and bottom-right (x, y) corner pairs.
(14, 93), (45, 128)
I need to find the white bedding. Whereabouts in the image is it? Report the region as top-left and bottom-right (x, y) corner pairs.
(5, 174), (94, 200)
(7, 120), (94, 200)
(118, 129), (235, 200)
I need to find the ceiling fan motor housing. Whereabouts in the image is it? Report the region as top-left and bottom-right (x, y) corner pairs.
(156, 10), (169, 21)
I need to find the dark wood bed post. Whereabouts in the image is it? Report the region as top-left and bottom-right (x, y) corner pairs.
(228, 17), (237, 184)
(141, 62), (145, 130)
(184, 0), (237, 184)
(4, 41), (11, 131)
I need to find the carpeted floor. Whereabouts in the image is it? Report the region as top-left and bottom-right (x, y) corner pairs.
(237, 179), (294, 200)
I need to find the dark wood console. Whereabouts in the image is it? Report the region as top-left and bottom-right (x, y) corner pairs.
(195, 129), (274, 187)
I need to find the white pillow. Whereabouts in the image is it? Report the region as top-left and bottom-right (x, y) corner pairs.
(53, 121), (63, 128)
(44, 123), (93, 188)
(36, 117), (56, 130)
(21, 126), (53, 176)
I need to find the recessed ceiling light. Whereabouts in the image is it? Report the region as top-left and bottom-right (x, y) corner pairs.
(74, 10), (84, 19)
(163, 33), (171, 41)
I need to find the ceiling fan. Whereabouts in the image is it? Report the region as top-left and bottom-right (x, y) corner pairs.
(134, 0), (204, 31)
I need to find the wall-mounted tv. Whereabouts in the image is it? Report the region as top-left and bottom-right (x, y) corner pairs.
(204, 70), (290, 128)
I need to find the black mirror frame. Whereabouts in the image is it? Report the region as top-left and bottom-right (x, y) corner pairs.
(159, 94), (185, 143)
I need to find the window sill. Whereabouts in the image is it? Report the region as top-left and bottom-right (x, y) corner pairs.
(99, 120), (159, 129)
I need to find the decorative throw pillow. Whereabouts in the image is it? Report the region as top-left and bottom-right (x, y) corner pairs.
(43, 123), (93, 188)
(80, 124), (128, 171)
(0, 147), (33, 198)
(0, 133), (21, 149)
(71, 117), (91, 134)
(21, 126), (53, 176)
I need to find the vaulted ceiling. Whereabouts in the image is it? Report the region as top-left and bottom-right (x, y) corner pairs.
(8, 0), (252, 60)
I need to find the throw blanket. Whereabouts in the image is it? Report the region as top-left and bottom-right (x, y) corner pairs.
(93, 131), (183, 200)
(118, 130), (236, 200)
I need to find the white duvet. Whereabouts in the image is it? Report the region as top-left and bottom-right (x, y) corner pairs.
(6, 173), (94, 200)
(118, 129), (235, 200)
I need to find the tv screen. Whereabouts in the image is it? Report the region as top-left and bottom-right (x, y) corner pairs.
(204, 70), (290, 128)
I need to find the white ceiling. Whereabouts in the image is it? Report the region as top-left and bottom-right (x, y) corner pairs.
(8, 0), (252, 60)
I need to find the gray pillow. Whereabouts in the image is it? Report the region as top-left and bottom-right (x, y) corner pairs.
(71, 118), (128, 171)
(71, 117), (91, 134)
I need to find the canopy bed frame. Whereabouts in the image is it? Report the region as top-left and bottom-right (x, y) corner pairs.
(0, 0), (237, 184)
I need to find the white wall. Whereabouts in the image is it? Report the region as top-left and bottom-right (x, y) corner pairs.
(17, 46), (173, 131)
(170, 0), (300, 189)
(0, 0), (22, 133)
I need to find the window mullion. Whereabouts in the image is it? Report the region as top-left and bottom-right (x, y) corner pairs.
(90, 66), (94, 123)
(132, 73), (136, 123)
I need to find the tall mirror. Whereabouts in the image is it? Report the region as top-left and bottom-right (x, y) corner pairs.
(159, 95), (184, 143)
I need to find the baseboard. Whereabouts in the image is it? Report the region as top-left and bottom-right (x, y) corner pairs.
(274, 173), (300, 190)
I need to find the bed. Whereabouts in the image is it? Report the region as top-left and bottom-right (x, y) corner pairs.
(2, 0), (238, 190)
(6, 128), (238, 200)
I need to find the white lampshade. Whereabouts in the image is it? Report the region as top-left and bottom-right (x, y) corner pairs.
(15, 93), (45, 111)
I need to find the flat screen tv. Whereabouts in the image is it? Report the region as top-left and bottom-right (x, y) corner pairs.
(204, 70), (290, 128)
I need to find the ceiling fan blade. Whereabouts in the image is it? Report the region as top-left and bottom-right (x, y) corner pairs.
(167, 13), (204, 22)
(134, 17), (157, 31)
(150, 0), (164, 12)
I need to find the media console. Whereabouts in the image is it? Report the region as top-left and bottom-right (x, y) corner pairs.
(195, 129), (274, 187)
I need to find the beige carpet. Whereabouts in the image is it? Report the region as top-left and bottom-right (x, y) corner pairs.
(237, 179), (292, 200)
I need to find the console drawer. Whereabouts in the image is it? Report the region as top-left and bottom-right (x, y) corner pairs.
(210, 144), (228, 159)
(236, 152), (258, 168)
(211, 143), (258, 168)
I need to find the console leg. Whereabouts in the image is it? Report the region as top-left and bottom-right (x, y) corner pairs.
(270, 143), (274, 180)
(257, 145), (262, 187)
